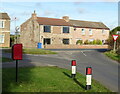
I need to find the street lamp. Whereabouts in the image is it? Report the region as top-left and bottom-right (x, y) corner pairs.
(15, 26), (20, 44)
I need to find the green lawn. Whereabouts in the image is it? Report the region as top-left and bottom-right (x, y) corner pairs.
(3, 48), (57, 54)
(0, 57), (13, 62)
(104, 50), (120, 62)
(2, 66), (110, 92)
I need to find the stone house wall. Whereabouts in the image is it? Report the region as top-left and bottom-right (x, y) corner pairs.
(0, 17), (10, 47)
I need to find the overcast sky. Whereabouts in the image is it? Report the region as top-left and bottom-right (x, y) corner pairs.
(0, 1), (118, 34)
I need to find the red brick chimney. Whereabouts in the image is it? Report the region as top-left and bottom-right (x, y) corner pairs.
(62, 16), (69, 22)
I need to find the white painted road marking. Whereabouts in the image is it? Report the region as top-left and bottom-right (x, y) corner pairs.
(81, 51), (87, 56)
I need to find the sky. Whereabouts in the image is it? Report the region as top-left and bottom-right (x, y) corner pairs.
(0, 1), (118, 34)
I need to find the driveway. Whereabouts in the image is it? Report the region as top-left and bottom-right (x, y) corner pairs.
(1, 49), (119, 92)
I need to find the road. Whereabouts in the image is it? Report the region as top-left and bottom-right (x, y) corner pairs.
(1, 49), (119, 92)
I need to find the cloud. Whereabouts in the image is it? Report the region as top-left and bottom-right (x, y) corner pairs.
(20, 11), (31, 16)
(107, 20), (118, 30)
(73, 2), (81, 5)
(100, 0), (118, 2)
(35, 2), (42, 7)
(77, 8), (86, 14)
(43, 10), (54, 16)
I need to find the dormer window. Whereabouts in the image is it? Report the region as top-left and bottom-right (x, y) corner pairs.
(0, 20), (5, 28)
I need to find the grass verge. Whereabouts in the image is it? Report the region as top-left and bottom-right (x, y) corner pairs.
(0, 57), (13, 62)
(104, 50), (120, 62)
(2, 66), (110, 92)
(3, 48), (57, 54)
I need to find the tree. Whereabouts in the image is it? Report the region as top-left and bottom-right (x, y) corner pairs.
(109, 26), (120, 50)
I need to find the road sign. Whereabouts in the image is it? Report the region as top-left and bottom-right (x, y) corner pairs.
(112, 35), (118, 41)
(112, 35), (119, 51)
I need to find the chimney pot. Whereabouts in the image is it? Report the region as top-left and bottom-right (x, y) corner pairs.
(32, 10), (37, 20)
(62, 16), (69, 22)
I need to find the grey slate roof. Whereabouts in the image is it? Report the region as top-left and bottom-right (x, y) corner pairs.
(0, 13), (10, 20)
(69, 20), (109, 30)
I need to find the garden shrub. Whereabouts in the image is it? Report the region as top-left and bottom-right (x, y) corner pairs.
(76, 40), (83, 45)
(96, 39), (102, 45)
(84, 40), (89, 45)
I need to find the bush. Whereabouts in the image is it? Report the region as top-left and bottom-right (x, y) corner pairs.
(96, 39), (102, 45)
(84, 40), (89, 45)
(76, 40), (83, 45)
(93, 40), (96, 45)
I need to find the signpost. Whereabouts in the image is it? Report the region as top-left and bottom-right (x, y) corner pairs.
(112, 35), (119, 51)
(12, 44), (23, 82)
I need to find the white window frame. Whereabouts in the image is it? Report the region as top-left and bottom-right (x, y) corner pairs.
(81, 29), (85, 35)
(89, 29), (93, 35)
(89, 39), (94, 42)
(0, 34), (5, 43)
(0, 20), (5, 28)
(63, 26), (70, 33)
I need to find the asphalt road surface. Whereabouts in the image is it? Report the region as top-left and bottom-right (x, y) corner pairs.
(1, 49), (119, 92)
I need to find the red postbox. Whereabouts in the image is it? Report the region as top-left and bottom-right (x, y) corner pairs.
(12, 44), (23, 60)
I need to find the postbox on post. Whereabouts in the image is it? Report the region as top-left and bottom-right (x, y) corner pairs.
(12, 44), (23, 82)
(12, 44), (22, 60)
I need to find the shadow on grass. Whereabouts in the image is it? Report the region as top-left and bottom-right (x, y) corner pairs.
(73, 78), (86, 90)
(63, 72), (85, 90)
(63, 72), (71, 78)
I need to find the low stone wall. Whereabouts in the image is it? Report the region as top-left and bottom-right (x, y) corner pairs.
(45, 44), (110, 49)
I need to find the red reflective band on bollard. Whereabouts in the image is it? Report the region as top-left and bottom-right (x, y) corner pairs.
(71, 60), (76, 66)
(86, 67), (92, 75)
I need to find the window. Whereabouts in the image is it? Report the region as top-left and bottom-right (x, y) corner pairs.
(76, 38), (82, 41)
(43, 38), (51, 45)
(0, 35), (5, 43)
(89, 39), (94, 42)
(63, 27), (69, 33)
(44, 26), (51, 33)
(102, 29), (105, 34)
(0, 20), (5, 28)
(89, 29), (92, 35)
(82, 29), (85, 35)
(63, 39), (69, 44)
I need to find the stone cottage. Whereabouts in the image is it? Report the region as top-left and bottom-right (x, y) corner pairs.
(20, 11), (109, 49)
(0, 13), (11, 47)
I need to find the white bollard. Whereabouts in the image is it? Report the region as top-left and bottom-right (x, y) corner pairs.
(71, 60), (76, 78)
(86, 67), (92, 90)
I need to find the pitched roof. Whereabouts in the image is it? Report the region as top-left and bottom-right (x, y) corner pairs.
(0, 13), (10, 20)
(37, 17), (72, 26)
(69, 20), (109, 30)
